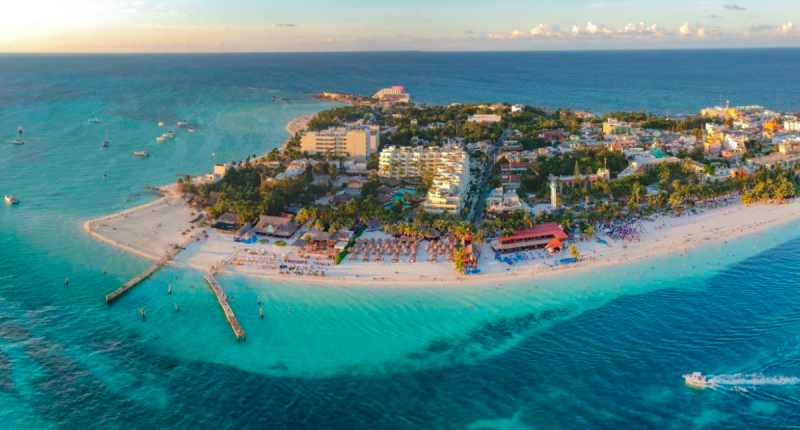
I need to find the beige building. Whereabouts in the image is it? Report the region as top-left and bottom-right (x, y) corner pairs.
(300, 127), (378, 161)
(423, 145), (471, 215)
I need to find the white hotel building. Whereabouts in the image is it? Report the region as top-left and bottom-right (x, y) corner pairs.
(422, 145), (471, 215)
(378, 145), (446, 179)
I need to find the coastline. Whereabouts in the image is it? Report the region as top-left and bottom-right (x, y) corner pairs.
(83, 113), (317, 264)
(82, 113), (800, 289)
(173, 198), (800, 288)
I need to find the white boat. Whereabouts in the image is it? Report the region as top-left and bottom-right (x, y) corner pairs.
(5, 195), (19, 205)
(176, 121), (189, 128)
(158, 121), (165, 127)
(683, 372), (711, 388)
(88, 117), (102, 124)
(134, 151), (149, 157)
(165, 131), (175, 138)
(188, 128), (195, 133)
(156, 136), (166, 143)
(12, 126), (25, 144)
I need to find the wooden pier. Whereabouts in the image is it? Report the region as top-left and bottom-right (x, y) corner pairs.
(204, 273), (246, 340)
(106, 255), (170, 303)
(105, 227), (208, 304)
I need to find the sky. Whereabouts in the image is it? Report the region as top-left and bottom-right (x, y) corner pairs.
(0, 0), (798, 52)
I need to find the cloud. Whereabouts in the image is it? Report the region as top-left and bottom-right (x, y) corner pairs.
(464, 29), (474, 34)
(529, 24), (558, 37)
(775, 22), (796, 35)
(275, 23), (297, 27)
(678, 22), (692, 36)
(723, 4), (746, 11)
(749, 24), (774, 33)
(697, 27), (707, 38)
(706, 15), (723, 19)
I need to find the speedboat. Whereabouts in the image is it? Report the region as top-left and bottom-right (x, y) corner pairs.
(188, 128), (195, 133)
(134, 151), (149, 157)
(177, 121), (188, 128)
(683, 372), (710, 388)
(156, 136), (166, 143)
(165, 131), (175, 138)
(158, 121), (165, 127)
(88, 117), (102, 124)
(12, 125), (24, 144)
(5, 195), (19, 205)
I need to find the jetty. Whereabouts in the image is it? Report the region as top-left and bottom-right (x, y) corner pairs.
(204, 272), (246, 340)
(106, 255), (170, 303)
(105, 227), (208, 303)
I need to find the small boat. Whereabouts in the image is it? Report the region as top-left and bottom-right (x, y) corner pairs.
(103, 174), (108, 180)
(139, 308), (146, 318)
(156, 136), (166, 143)
(134, 151), (149, 157)
(158, 121), (165, 127)
(260, 308), (264, 318)
(5, 195), (19, 205)
(174, 303), (179, 312)
(65, 277), (69, 286)
(102, 266), (107, 275)
(683, 372), (711, 388)
(11, 125), (24, 145)
(102, 129), (110, 147)
(168, 284), (172, 294)
(165, 131), (175, 138)
(88, 117), (102, 124)
(188, 128), (195, 133)
(177, 121), (189, 128)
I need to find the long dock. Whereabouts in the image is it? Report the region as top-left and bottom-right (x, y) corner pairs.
(105, 226), (208, 304)
(204, 273), (246, 341)
(105, 255), (170, 303)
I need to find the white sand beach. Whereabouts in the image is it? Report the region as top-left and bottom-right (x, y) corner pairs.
(286, 114), (315, 137)
(84, 185), (208, 261)
(169, 198), (800, 287)
(83, 112), (800, 288)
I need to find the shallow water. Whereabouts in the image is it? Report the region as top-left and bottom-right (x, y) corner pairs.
(3, 52), (800, 428)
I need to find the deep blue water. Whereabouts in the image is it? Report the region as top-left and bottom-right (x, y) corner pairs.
(2, 51), (800, 429)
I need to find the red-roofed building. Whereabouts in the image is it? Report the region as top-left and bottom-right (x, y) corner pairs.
(490, 222), (568, 254)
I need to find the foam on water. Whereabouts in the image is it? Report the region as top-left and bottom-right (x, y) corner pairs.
(710, 374), (800, 386)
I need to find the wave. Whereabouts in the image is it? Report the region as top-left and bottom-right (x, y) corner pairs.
(709, 374), (800, 386)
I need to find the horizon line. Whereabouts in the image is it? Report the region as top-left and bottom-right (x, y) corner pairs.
(1, 46), (799, 55)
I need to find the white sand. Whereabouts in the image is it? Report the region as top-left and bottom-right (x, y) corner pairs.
(84, 186), (207, 261)
(285, 114), (315, 137)
(170, 198), (800, 287)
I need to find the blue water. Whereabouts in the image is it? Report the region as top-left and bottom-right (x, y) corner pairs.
(3, 51), (800, 428)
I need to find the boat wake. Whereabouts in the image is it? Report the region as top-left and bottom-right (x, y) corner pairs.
(708, 374), (800, 387)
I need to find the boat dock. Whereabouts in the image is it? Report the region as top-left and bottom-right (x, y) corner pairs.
(105, 255), (170, 303)
(105, 227), (208, 304)
(204, 272), (246, 341)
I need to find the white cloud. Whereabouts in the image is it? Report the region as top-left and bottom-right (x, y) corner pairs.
(775, 22), (796, 36)
(530, 24), (558, 37)
(571, 25), (581, 35)
(679, 22), (692, 36)
(697, 27), (707, 38)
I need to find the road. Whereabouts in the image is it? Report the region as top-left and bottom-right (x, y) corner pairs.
(470, 128), (507, 227)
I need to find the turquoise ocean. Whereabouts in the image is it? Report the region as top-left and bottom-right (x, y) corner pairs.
(3, 51), (800, 428)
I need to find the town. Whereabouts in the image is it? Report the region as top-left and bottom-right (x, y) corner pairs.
(111, 86), (800, 284)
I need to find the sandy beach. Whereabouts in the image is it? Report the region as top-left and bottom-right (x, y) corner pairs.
(168, 198), (800, 287)
(83, 112), (800, 289)
(84, 185), (208, 261)
(286, 114), (315, 137)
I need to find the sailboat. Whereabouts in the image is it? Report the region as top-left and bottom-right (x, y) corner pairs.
(11, 126), (24, 145)
(102, 129), (110, 147)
